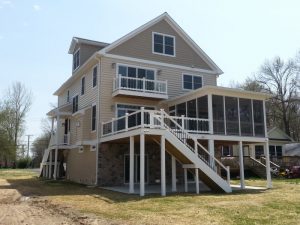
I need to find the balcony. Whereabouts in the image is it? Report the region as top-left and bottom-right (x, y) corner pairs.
(112, 76), (168, 99)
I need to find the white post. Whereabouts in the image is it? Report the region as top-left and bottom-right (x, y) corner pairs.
(184, 168), (188, 192)
(48, 150), (52, 179)
(160, 109), (164, 129)
(161, 135), (166, 196)
(129, 136), (135, 193)
(54, 148), (58, 180)
(195, 168), (199, 194)
(208, 139), (215, 169)
(140, 133), (145, 196)
(264, 141), (272, 188)
(143, 77), (146, 92)
(194, 138), (198, 155)
(227, 166), (231, 184)
(125, 113), (129, 131)
(141, 107), (144, 128)
(239, 141), (245, 189)
(207, 94), (214, 134)
(171, 155), (176, 192)
(181, 115), (185, 130)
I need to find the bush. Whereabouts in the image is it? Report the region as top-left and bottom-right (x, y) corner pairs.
(16, 158), (32, 168)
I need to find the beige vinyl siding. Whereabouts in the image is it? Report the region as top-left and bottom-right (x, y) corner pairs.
(99, 56), (217, 123)
(108, 19), (213, 71)
(66, 146), (96, 185)
(58, 62), (98, 144)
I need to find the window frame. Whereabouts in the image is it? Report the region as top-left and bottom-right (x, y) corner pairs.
(72, 94), (79, 113)
(116, 63), (157, 80)
(81, 76), (85, 96)
(152, 32), (176, 57)
(91, 103), (97, 132)
(182, 73), (203, 90)
(92, 66), (97, 88)
(73, 48), (80, 71)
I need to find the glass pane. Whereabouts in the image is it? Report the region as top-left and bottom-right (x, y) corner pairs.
(269, 145), (276, 156)
(146, 70), (154, 80)
(276, 146), (283, 157)
(128, 67), (136, 77)
(154, 34), (163, 44)
(165, 45), (174, 55)
(137, 69), (146, 78)
(154, 43), (163, 53)
(197, 96), (208, 119)
(212, 95), (225, 134)
(164, 36), (174, 46)
(176, 102), (186, 118)
(225, 97), (239, 135)
(239, 98), (253, 136)
(118, 66), (127, 76)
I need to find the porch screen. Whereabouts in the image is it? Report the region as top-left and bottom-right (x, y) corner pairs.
(253, 100), (265, 137)
(212, 95), (225, 134)
(239, 98), (253, 136)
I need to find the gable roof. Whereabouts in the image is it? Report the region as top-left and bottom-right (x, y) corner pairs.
(268, 127), (295, 142)
(99, 12), (223, 75)
(68, 37), (109, 54)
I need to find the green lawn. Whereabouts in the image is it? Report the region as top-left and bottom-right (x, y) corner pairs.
(0, 169), (299, 225)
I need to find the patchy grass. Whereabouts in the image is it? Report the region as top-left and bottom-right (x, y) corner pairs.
(0, 169), (299, 225)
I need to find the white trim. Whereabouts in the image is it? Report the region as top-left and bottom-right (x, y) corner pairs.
(73, 48), (80, 72)
(91, 103), (97, 132)
(114, 103), (156, 118)
(152, 32), (176, 57)
(112, 89), (168, 99)
(103, 53), (217, 74)
(181, 73), (203, 91)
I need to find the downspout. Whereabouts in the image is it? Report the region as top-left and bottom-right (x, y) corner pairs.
(95, 54), (101, 186)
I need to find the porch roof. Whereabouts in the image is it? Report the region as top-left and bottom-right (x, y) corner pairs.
(164, 85), (271, 106)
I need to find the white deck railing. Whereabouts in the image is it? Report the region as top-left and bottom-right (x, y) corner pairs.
(113, 75), (167, 95)
(101, 108), (230, 184)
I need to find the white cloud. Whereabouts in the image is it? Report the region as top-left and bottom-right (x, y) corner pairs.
(2, 0), (12, 5)
(0, 35), (4, 40)
(33, 4), (41, 11)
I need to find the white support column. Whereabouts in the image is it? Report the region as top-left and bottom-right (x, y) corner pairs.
(129, 136), (135, 194)
(264, 141), (272, 188)
(208, 139), (215, 168)
(195, 168), (199, 194)
(140, 133), (145, 196)
(161, 135), (166, 196)
(239, 141), (245, 189)
(48, 150), (52, 179)
(171, 155), (176, 192)
(184, 168), (188, 192)
(207, 94), (214, 134)
(53, 148), (58, 180)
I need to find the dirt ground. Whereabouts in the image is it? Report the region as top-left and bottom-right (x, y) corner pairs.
(0, 172), (117, 225)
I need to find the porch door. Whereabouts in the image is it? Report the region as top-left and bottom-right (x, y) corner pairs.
(124, 154), (148, 184)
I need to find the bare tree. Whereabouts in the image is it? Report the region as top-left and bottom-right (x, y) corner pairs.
(2, 82), (32, 159)
(257, 56), (299, 137)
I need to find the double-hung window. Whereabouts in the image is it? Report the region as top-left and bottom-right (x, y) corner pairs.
(91, 104), (96, 131)
(72, 95), (79, 113)
(92, 66), (97, 87)
(81, 77), (85, 95)
(73, 49), (80, 71)
(183, 74), (202, 90)
(153, 33), (175, 56)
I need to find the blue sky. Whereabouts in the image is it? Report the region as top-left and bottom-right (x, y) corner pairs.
(0, 0), (300, 144)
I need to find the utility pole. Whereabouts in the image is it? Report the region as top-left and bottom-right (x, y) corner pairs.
(25, 135), (33, 168)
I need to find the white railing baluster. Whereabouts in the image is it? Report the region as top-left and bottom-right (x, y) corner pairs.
(125, 113), (129, 131)
(141, 107), (144, 128)
(160, 109), (164, 129)
(227, 166), (230, 184)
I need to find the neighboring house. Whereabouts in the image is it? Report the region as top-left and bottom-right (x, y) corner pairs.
(222, 127), (298, 178)
(40, 13), (273, 196)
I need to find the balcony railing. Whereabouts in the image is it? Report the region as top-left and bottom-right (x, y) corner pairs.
(48, 132), (70, 147)
(101, 109), (210, 137)
(113, 75), (168, 96)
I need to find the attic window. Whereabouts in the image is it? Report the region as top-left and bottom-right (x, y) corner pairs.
(73, 49), (80, 71)
(152, 32), (175, 56)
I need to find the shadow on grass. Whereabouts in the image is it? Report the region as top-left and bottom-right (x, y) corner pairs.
(0, 175), (269, 203)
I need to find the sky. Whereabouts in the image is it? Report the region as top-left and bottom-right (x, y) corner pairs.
(0, 0), (300, 145)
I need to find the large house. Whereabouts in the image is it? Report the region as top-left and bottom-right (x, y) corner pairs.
(40, 13), (273, 196)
